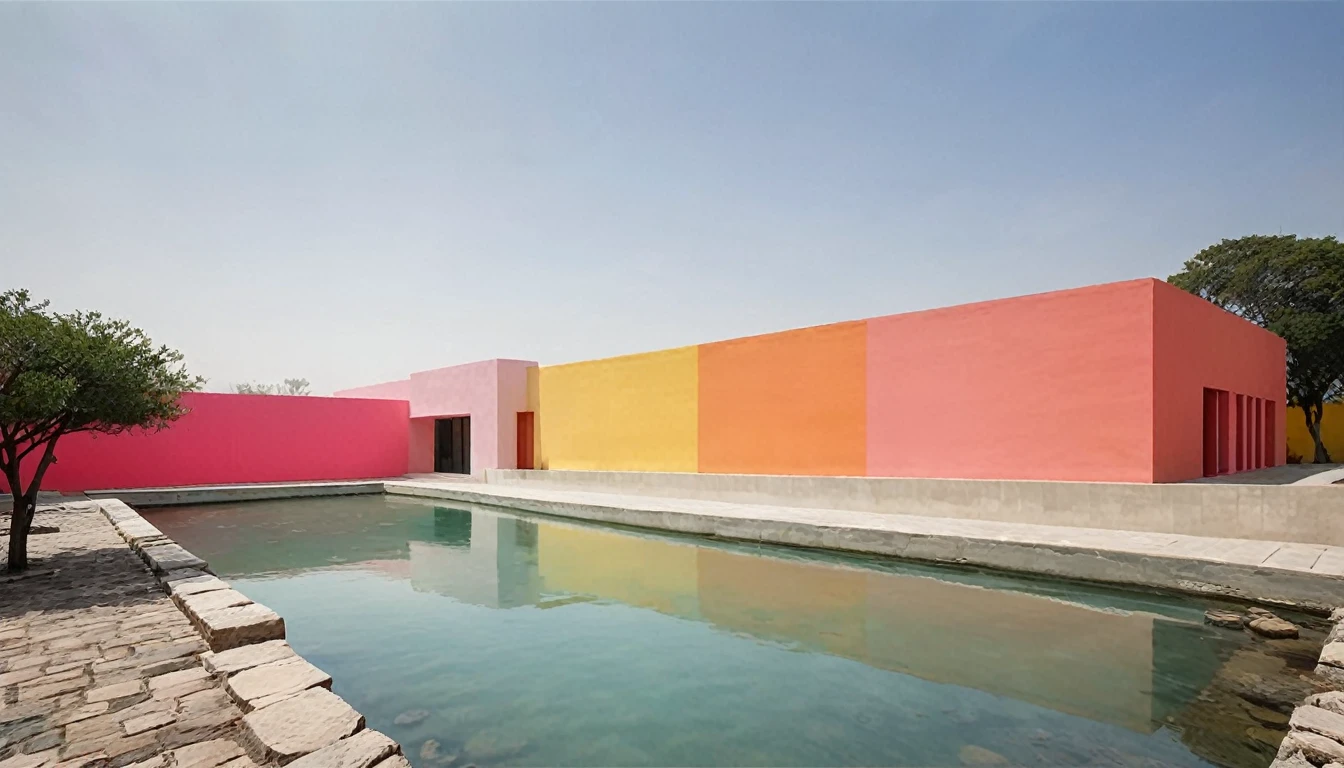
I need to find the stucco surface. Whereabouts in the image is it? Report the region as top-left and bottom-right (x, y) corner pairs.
(538, 347), (699, 472)
(698, 321), (867, 476)
(867, 279), (1155, 482)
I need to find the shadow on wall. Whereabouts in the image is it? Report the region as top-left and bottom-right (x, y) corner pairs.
(1287, 403), (1344, 463)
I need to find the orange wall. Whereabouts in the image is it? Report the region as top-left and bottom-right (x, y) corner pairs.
(1151, 280), (1287, 482)
(866, 279), (1157, 482)
(698, 321), (867, 476)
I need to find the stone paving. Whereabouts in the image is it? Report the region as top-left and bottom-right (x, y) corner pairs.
(0, 502), (251, 768)
(0, 501), (404, 768)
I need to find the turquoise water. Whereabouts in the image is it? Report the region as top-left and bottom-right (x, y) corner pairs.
(147, 496), (1325, 768)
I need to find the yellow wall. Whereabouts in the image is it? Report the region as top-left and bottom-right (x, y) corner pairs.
(526, 365), (541, 468)
(1286, 403), (1344, 463)
(537, 346), (698, 471)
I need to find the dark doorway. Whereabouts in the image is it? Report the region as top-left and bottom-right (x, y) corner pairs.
(434, 416), (471, 475)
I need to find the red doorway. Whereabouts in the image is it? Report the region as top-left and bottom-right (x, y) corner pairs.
(517, 411), (535, 470)
(1202, 389), (1219, 477)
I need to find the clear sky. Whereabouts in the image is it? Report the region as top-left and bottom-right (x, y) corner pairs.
(2, 2), (1340, 394)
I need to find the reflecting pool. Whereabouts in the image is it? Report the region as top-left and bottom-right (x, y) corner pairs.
(147, 496), (1327, 768)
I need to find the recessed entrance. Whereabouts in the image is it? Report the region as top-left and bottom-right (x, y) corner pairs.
(516, 411), (535, 470)
(434, 416), (471, 475)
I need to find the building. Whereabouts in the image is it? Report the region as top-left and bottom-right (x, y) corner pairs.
(14, 277), (1286, 493)
(336, 278), (1285, 484)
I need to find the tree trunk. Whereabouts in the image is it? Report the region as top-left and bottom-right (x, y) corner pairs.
(6, 491), (33, 573)
(4, 437), (62, 574)
(1307, 403), (1333, 464)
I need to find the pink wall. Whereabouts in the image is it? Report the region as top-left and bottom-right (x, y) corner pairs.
(867, 280), (1157, 483)
(409, 361), (498, 473)
(336, 379), (412, 401)
(338, 360), (535, 474)
(1152, 280), (1287, 482)
(495, 360), (535, 475)
(5, 392), (409, 493)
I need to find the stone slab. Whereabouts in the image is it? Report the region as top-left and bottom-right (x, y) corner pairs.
(123, 710), (177, 736)
(201, 641), (297, 677)
(1291, 706), (1344, 743)
(195, 604), (285, 653)
(139, 543), (209, 574)
(170, 739), (247, 768)
(1321, 643), (1344, 669)
(1280, 730), (1344, 765)
(284, 730), (399, 768)
(114, 518), (165, 541)
(241, 688), (363, 764)
(225, 657), (332, 712)
(180, 590), (254, 621)
(98, 501), (142, 524)
(85, 680), (143, 703)
(148, 668), (211, 699)
(1308, 692), (1344, 716)
(169, 577), (233, 601)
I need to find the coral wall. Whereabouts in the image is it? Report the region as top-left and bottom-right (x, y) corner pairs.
(1151, 280), (1288, 481)
(867, 279), (1156, 482)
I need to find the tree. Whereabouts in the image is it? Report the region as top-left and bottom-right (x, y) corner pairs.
(231, 378), (310, 396)
(1169, 235), (1344, 463)
(0, 290), (201, 572)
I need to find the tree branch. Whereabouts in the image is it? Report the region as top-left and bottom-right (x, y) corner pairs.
(13, 418), (73, 462)
(22, 435), (62, 504)
(9, 412), (72, 448)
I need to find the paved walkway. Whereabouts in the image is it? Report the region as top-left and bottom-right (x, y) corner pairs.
(1, 502), (254, 768)
(1188, 463), (1344, 486)
(386, 479), (1344, 611)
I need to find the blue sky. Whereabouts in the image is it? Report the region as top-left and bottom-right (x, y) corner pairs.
(2, 2), (1340, 393)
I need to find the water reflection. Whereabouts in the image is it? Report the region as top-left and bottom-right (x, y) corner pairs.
(407, 507), (1161, 732)
(408, 510), (542, 609)
(150, 497), (1324, 768)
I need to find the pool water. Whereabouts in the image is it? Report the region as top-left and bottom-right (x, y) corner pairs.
(148, 495), (1326, 768)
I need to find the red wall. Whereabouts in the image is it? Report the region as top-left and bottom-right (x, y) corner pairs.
(5, 392), (410, 492)
(1152, 280), (1287, 483)
(867, 279), (1157, 483)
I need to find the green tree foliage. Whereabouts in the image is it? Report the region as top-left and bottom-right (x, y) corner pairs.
(1169, 235), (1344, 463)
(231, 378), (310, 396)
(0, 290), (202, 572)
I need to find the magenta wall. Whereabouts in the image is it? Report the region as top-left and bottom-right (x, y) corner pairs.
(5, 392), (410, 493)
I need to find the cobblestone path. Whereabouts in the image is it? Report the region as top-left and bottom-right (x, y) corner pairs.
(1, 503), (255, 768)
